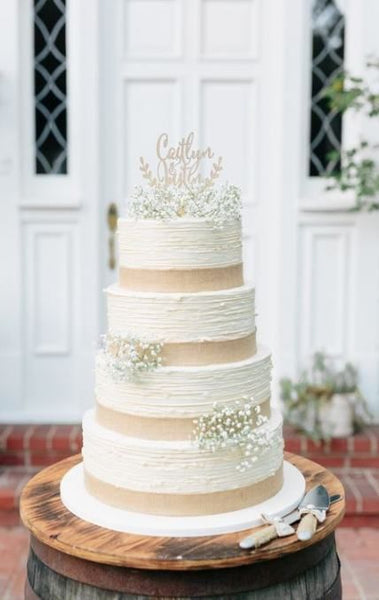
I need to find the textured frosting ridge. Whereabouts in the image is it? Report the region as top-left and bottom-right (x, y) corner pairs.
(95, 346), (272, 418)
(118, 218), (242, 269)
(107, 284), (255, 342)
(82, 408), (283, 494)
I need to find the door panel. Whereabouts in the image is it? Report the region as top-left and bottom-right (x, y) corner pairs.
(102, 0), (266, 286)
(0, 1), (100, 421)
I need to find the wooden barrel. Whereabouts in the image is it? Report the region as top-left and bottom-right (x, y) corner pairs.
(20, 454), (345, 600)
(25, 533), (341, 599)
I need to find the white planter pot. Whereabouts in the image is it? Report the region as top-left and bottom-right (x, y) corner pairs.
(319, 393), (355, 438)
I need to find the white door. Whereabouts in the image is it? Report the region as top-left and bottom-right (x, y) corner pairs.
(101, 0), (379, 419)
(0, 1), (101, 421)
(99, 0), (287, 377)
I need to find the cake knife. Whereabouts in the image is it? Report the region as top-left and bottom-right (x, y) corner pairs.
(239, 489), (341, 549)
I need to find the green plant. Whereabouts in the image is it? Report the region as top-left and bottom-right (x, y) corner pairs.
(323, 62), (379, 211)
(280, 352), (372, 440)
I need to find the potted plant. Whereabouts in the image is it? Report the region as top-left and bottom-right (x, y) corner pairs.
(280, 352), (371, 441)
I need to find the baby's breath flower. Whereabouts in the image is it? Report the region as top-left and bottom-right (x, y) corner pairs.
(127, 183), (241, 228)
(99, 332), (162, 381)
(193, 401), (282, 471)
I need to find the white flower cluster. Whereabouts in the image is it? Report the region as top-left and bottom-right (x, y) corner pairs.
(193, 400), (276, 471)
(127, 182), (241, 228)
(100, 332), (162, 381)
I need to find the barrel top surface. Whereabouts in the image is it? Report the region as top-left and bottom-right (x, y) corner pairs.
(20, 452), (345, 571)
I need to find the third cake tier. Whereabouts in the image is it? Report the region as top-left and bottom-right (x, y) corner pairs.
(107, 284), (257, 365)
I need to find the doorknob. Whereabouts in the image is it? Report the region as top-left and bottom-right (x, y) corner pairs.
(107, 203), (118, 270)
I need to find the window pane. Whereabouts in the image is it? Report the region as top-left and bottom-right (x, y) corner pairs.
(34, 0), (68, 174)
(309, 0), (344, 177)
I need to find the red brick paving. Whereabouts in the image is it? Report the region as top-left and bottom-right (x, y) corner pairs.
(0, 423), (82, 467)
(337, 528), (379, 599)
(0, 527), (29, 600)
(0, 468), (39, 526)
(0, 526), (376, 599)
(284, 424), (379, 468)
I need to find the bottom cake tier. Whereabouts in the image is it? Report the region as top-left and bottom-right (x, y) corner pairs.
(82, 408), (284, 516)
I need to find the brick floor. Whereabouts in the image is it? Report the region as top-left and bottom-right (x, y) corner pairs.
(0, 526), (377, 599)
(284, 424), (379, 468)
(0, 468), (39, 526)
(337, 528), (379, 599)
(0, 527), (29, 600)
(0, 424), (81, 467)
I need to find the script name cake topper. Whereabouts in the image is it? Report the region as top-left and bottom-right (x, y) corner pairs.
(139, 132), (223, 191)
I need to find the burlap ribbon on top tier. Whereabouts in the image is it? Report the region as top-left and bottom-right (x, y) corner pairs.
(95, 398), (271, 441)
(119, 263), (244, 292)
(84, 466), (283, 516)
(159, 332), (256, 366)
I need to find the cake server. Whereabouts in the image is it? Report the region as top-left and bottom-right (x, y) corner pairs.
(239, 488), (341, 549)
(296, 484), (330, 541)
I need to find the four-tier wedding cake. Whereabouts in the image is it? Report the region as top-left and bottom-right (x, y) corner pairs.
(82, 133), (284, 517)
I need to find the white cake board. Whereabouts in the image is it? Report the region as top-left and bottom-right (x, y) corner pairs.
(60, 461), (305, 538)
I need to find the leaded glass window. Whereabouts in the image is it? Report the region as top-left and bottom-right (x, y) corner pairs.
(309, 0), (345, 177)
(34, 0), (68, 174)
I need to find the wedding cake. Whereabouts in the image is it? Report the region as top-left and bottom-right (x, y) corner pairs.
(82, 133), (284, 517)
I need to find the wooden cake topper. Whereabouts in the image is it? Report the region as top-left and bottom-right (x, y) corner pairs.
(139, 132), (223, 191)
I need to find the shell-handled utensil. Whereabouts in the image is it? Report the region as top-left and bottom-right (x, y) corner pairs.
(239, 489), (341, 550)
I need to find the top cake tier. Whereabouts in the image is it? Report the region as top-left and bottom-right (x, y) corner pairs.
(118, 218), (243, 292)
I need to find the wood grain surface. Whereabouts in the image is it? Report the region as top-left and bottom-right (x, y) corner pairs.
(26, 535), (341, 598)
(20, 452), (345, 571)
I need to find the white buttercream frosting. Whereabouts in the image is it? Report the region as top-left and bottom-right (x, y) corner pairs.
(118, 218), (242, 269)
(82, 408), (283, 494)
(96, 346), (272, 418)
(107, 284), (255, 342)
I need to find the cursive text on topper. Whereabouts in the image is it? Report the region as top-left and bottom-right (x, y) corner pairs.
(139, 132), (223, 190)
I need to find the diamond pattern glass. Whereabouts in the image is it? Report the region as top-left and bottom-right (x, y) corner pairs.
(309, 0), (345, 177)
(34, 0), (67, 174)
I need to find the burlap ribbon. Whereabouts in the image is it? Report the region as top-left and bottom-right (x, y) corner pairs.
(160, 332), (257, 366)
(96, 398), (271, 440)
(119, 263), (244, 292)
(84, 466), (284, 516)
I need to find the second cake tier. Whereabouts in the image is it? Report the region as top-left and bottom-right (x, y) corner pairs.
(106, 284), (256, 366)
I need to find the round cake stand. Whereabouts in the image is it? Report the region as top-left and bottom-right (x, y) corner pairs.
(20, 452), (345, 600)
(60, 460), (305, 537)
